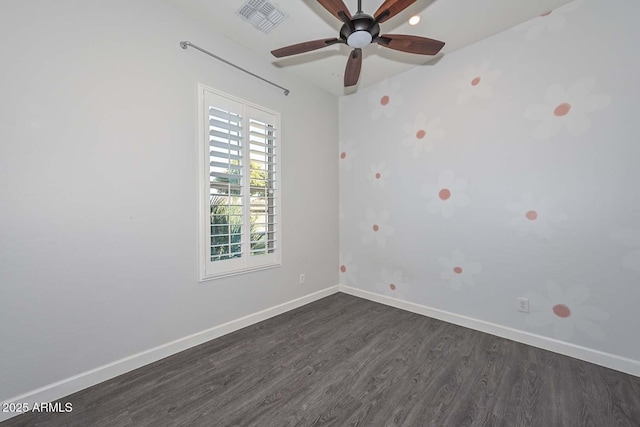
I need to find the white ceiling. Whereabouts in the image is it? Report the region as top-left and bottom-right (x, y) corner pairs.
(166, 0), (574, 96)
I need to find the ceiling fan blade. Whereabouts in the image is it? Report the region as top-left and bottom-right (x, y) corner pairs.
(344, 48), (362, 87)
(376, 34), (445, 55)
(271, 38), (341, 58)
(317, 0), (352, 21)
(374, 0), (416, 23)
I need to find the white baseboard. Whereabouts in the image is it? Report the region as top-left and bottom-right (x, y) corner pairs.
(339, 285), (640, 378)
(4, 283), (637, 423)
(0, 285), (340, 423)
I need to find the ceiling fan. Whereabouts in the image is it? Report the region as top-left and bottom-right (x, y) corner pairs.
(271, 0), (445, 87)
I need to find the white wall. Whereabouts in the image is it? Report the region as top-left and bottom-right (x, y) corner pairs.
(0, 0), (338, 402)
(339, 0), (640, 373)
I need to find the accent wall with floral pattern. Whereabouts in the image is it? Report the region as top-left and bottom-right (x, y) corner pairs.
(339, 0), (640, 366)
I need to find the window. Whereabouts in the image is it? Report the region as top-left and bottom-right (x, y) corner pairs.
(198, 85), (281, 280)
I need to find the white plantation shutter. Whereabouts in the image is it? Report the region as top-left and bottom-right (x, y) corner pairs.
(208, 105), (244, 263)
(199, 86), (281, 280)
(248, 116), (278, 257)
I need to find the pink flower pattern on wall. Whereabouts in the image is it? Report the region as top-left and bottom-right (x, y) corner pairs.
(339, 139), (358, 170)
(339, 253), (358, 285)
(402, 113), (444, 157)
(368, 80), (403, 120)
(375, 268), (410, 300)
(423, 171), (470, 218)
(525, 282), (609, 342)
(456, 62), (502, 104)
(524, 77), (611, 139)
(358, 208), (394, 248)
(506, 194), (567, 239)
(516, 0), (583, 41)
(367, 162), (389, 188)
(439, 250), (483, 290)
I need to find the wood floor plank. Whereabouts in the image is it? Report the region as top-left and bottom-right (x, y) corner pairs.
(2, 293), (639, 427)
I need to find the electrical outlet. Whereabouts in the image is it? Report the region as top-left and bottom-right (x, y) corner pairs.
(517, 297), (529, 313)
(299, 273), (305, 284)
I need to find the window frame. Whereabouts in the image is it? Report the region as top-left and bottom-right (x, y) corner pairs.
(197, 84), (282, 281)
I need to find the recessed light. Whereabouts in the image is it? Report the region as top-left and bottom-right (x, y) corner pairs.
(409, 15), (421, 26)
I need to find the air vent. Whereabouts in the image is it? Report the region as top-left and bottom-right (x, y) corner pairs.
(236, 0), (288, 34)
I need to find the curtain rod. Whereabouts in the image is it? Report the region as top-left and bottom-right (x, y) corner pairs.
(180, 41), (290, 96)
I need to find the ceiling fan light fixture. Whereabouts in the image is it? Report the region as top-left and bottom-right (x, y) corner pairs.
(347, 30), (372, 48)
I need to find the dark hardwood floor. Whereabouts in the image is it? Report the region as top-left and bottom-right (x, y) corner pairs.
(3, 293), (640, 426)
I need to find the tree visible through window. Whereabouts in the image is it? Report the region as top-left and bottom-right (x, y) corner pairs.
(210, 160), (270, 261)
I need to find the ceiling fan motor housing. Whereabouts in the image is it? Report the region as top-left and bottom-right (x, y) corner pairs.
(340, 13), (380, 48)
